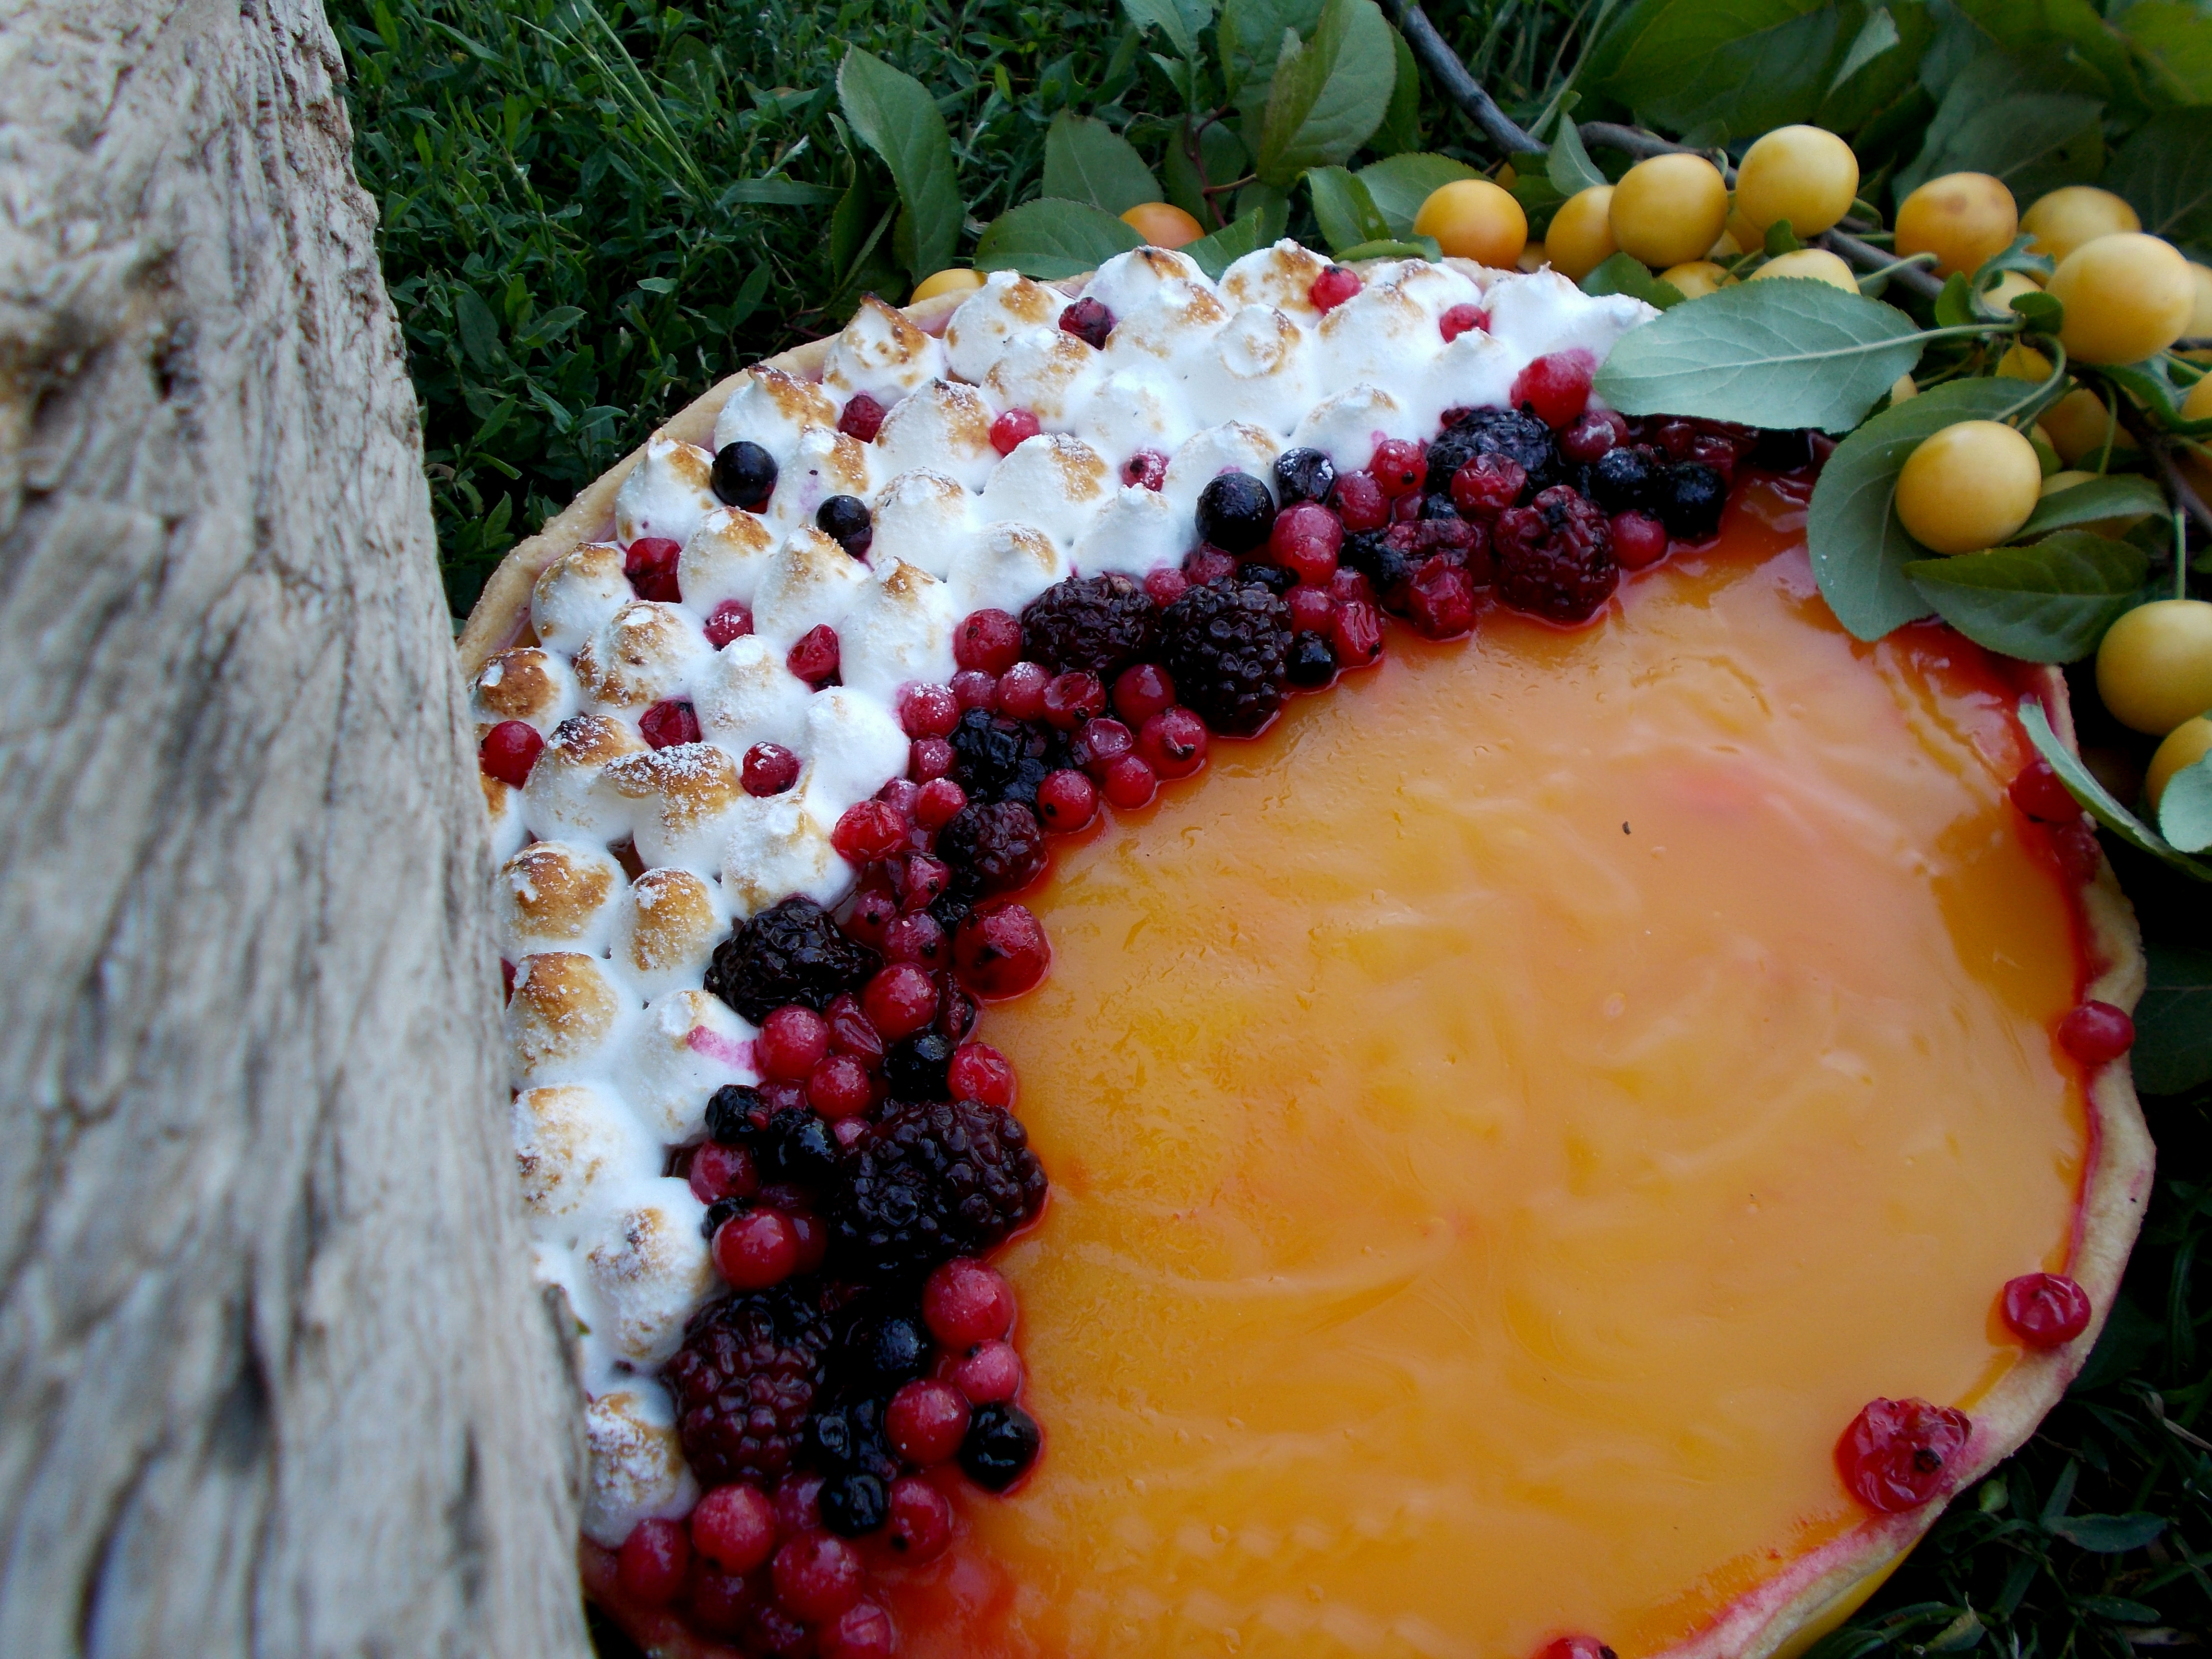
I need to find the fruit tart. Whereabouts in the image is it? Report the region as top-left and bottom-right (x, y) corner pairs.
(458, 241), (2153, 1659)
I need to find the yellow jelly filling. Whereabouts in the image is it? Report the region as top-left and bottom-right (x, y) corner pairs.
(881, 484), (2088, 1658)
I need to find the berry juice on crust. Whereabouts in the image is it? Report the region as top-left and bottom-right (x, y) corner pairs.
(466, 246), (2150, 1659)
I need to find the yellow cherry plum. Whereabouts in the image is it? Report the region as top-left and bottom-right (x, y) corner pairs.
(1893, 421), (2043, 554)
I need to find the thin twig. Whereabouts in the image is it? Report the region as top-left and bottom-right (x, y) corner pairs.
(2122, 400), (2212, 542)
(1827, 229), (1945, 302)
(1380, 0), (1545, 155)
(1579, 121), (1729, 177)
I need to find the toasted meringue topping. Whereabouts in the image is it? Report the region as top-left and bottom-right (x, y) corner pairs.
(798, 687), (911, 820)
(473, 646), (580, 735)
(766, 426), (874, 530)
(871, 380), (999, 492)
(1102, 277), (1231, 366)
(513, 1082), (657, 1242)
(521, 713), (649, 842)
(751, 525), (875, 649)
(1073, 484), (1188, 579)
(948, 519), (1071, 618)
(980, 432), (1112, 552)
(1162, 422), (1284, 521)
(1082, 246), (1208, 321)
(677, 506), (776, 613)
(619, 989), (757, 1142)
(694, 634), (813, 756)
(581, 1383), (699, 1549)
(721, 791), (853, 919)
(983, 326), (1103, 425)
(1083, 365), (1199, 467)
(1218, 239), (1334, 319)
(532, 542), (631, 656)
(507, 951), (634, 1086)
(839, 559), (960, 701)
(711, 365), (837, 465)
(482, 774), (529, 863)
(572, 601), (713, 711)
(584, 1183), (716, 1366)
(496, 840), (625, 959)
(945, 270), (1067, 383)
(869, 471), (978, 581)
(823, 294), (949, 405)
(610, 868), (726, 1000)
(603, 742), (744, 876)
(614, 432), (718, 549)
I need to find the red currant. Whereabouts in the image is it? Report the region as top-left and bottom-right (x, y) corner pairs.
(821, 1602), (896, 1659)
(825, 992), (884, 1066)
(1835, 1396), (1972, 1513)
(1451, 453), (1527, 518)
(772, 1530), (864, 1622)
(886, 1476), (953, 1562)
(1035, 768), (1099, 830)
(1370, 439), (1428, 497)
(639, 699), (700, 750)
(1287, 585), (1336, 634)
(773, 1471), (824, 1535)
(900, 683), (959, 738)
(2000, 1272), (2093, 1347)
(1537, 1638), (1616, 1659)
(951, 668), (998, 710)
(704, 599), (753, 649)
(2058, 1000), (2134, 1064)
(995, 661), (1051, 721)
(1511, 349), (1597, 429)
(1122, 449), (1168, 490)
(925, 1258), (1017, 1346)
(1183, 546), (1237, 587)
(1333, 600), (1385, 667)
(1113, 662), (1176, 723)
(1137, 707), (1208, 779)
(910, 736), (954, 781)
(887, 1379), (972, 1466)
(954, 609), (1023, 673)
(1101, 753), (1158, 808)
(624, 537), (683, 603)
(614, 1517), (690, 1604)
(954, 903), (1050, 998)
(837, 393), (887, 443)
(1308, 264), (1362, 311)
(2009, 760), (2083, 824)
(914, 777), (967, 830)
(1270, 500), (1344, 584)
(1335, 470), (1389, 531)
(989, 408), (1041, 456)
(952, 1338), (1023, 1403)
(1142, 566), (1189, 607)
(691, 1482), (779, 1573)
(1439, 302), (1488, 342)
(743, 742), (802, 797)
(946, 1041), (1016, 1107)
(1561, 409), (1629, 464)
(864, 963), (940, 1040)
(883, 911), (950, 970)
(807, 1054), (876, 1119)
(688, 1141), (758, 1204)
(757, 1006), (830, 1080)
(1072, 717), (1135, 776)
(1610, 512), (1669, 571)
(1404, 556), (1478, 640)
(786, 623), (841, 685)
(845, 885), (898, 950)
(1043, 670), (1106, 729)
(714, 1209), (799, 1289)
(479, 721), (544, 787)
(832, 799), (906, 863)
(2048, 821), (2104, 882)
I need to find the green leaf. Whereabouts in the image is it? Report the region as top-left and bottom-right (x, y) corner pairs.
(718, 178), (843, 208)
(1121, 0), (1215, 59)
(1044, 112), (1162, 216)
(1164, 120), (1250, 231)
(1898, 51), (2104, 204)
(2134, 942), (2212, 1094)
(1934, 272), (1975, 329)
(1953, 0), (2143, 113)
(1590, 0), (1856, 139)
(1581, 251), (1686, 310)
(1546, 103), (1605, 197)
(1828, 4), (1901, 94)
(1218, 0), (1324, 105)
(453, 286), (500, 367)
(2018, 697), (2212, 882)
(1358, 152), (1479, 238)
(2160, 755), (2212, 854)
(1334, 237), (1444, 262)
(2044, 1512), (2168, 1554)
(2015, 475), (2165, 539)
(1372, 26), (1423, 157)
(837, 48), (963, 279)
(1305, 165), (1392, 254)
(1181, 204), (1280, 279)
(2104, 109), (2212, 256)
(1592, 279), (1923, 435)
(1763, 218), (1803, 256)
(1254, 0), (1395, 186)
(513, 304), (586, 349)
(2122, 1), (2212, 106)
(1903, 533), (2147, 662)
(1806, 379), (2043, 640)
(974, 197), (1143, 279)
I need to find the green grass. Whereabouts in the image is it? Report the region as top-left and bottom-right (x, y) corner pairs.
(334, 4), (2212, 1650)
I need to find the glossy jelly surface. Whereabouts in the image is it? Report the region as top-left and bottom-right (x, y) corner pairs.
(882, 484), (2089, 1658)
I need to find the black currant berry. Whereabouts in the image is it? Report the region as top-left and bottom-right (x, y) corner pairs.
(816, 493), (874, 557)
(1272, 446), (1337, 506)
(959, 1401), (1042, 1491)
(1286, 630), (1339, 688)
(712, 440), (777, 510)
(1195, 471), (1277, 555)
(819, 1471), (890, 1537)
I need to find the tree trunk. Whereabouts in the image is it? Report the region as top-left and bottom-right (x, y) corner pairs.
(0, 3), (591, 1654)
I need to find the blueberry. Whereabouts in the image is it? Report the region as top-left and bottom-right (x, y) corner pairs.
(1589, 445), (1660, 515)
(1272, 447), (1337, 506)
(959, 1401), (1042, 1491)
(1286, 631), (1338, 688)
(816, 494), (874, 557)
(855, 1312), (931, 1389)
(712, 440), (777, 510)
(1658, 462), (1727, 542)
(1195, 471), (1277, 554)
(705, 1082), (765, 1145)
(883, 1032), (954, 1100)
(819, 1471), (889, 1537)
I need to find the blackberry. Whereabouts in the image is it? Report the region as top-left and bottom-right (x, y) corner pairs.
(711, 440), (777, 510)
(1233, 561), (1298, 598)
(1589, 444), (1660, 515)
(1273, 446), (1337, 505)
(666, 1281), (836, 1487)
(1430, 407), (1561, 499)
(1020, 574), (1157, 677)
(1340, 528), (1410, 599)
(831, 1098), (1048, 1279)
(819, 1471), (890, 1537)
(1155, 581), (1292, 737)
(947, 707), (1069, 807)
(960, 1401), (1043, 1491)
(938, 800), (1047, 894)
(1657, 461), (1728, 541)
(1495, 486), (1619, 625)
(706, 896), (881, 1022)
(883, 1032), (954, 1100)
(1286, 631), (1338, 688)
(1195, 471), (1278, 554)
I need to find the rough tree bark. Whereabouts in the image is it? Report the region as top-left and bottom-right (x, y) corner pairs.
(0, 3), (591, 1654)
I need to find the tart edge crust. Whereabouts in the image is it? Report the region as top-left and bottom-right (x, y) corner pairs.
(462, 279), (2158, 1659)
